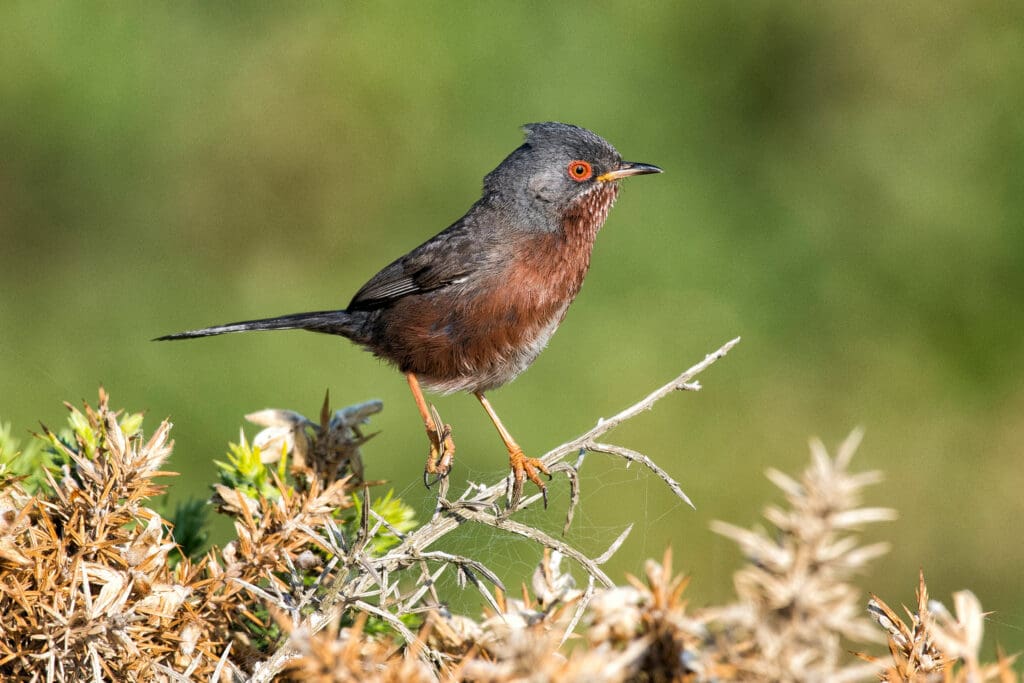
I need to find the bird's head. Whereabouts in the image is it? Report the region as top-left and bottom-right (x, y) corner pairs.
(482, 122), (662, 232)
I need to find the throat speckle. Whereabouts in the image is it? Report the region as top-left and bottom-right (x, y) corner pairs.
(564, 183), (619, 245)
(501, 182), (621, 307)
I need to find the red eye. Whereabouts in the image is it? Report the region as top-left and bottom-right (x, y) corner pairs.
(567, 160), (593, 182)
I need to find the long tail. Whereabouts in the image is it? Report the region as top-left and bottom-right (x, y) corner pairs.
(154, 310), (360, 341)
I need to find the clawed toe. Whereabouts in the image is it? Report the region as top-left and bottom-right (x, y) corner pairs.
(508, 450), (551, 509)
(423, 406), (455, 489)
(423, 468), (448, 488)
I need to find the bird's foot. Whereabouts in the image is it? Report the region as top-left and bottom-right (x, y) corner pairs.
(423, 405), (455, 488)
(508, 449), (552, 510)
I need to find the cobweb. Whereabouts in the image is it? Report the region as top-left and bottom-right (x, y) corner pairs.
(390, 447), (692, 618)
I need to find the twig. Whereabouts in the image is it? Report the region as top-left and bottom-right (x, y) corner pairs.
(561, 575), (596, 647)
(588, 442), (694, 508)
(247, 337), (739, 682)
(440, 503), (617, 588)
(595, 524), (634, 565)
(391, 336), (739, 553)
(351, 599), (435, 665)
(549, 460), (580, 534)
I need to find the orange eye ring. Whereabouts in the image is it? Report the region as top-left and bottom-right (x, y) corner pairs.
(567, 160), (593, 182)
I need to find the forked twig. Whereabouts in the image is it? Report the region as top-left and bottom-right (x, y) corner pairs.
(248, 337), (740, 682)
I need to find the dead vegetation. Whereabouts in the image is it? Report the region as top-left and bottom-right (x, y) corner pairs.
(0, 340), (1016, 681)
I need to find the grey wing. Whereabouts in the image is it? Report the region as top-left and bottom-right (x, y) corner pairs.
(346, 225), (480, 311)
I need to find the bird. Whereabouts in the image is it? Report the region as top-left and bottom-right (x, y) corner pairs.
(156, 122), (662, 508)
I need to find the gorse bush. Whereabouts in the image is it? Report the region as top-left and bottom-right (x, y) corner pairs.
(0, 389), (414, 680)
(0, 374), (1016, 680)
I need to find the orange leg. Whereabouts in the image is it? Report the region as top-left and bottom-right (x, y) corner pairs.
(406, 373), (455, 486)
(475, 392), (551, 508)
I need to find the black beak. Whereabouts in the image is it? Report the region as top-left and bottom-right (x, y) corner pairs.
(596, 161), (663, 182)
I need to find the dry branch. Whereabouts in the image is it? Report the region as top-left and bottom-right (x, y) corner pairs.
(249, 337), (740, 682)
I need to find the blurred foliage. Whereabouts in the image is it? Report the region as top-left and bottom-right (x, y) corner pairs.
(1, 0), (1022, 656)
(0, 404), (143, 495)
(351, 488), (419, 555)
(0, 421), (55, 494)
(216, 429), (288, 501)
(167, 496), (210, 566)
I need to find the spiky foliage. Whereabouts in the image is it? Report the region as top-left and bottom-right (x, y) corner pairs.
(0, 390), (410, 681)
(0, 389), (187, 679)
(277, 613), (437, 683)
(705, 430), (897, 681)
(276, 551), (585, 682)
(1, 392), (1019, 682)
(858, 571), (1019, 682)
(448, 548), (586, 681)
(0, 419), (57, 494)
(580, 548), (723, 681)
(187, 392), (412, 670)
(278, 548), (711, 682)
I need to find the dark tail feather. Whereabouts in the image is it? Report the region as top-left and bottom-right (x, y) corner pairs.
(154, 310), (359, 341)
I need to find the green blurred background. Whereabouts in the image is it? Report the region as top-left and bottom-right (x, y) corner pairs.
(2, 1), (1023, 653)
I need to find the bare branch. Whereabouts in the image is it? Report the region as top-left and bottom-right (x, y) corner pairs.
(248, 337), (739, 682)
(588, 442), (694, 508)
(394, 337), (739, 555)
(595, 524), (634, 565)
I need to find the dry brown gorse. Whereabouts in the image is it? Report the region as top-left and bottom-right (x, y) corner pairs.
(0, 339), (1017, 682)
(702, 429), (896, 681)
(857, 571), (1019, 682)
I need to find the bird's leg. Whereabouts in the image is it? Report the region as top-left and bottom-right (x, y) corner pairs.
(406, 372), (455, 487)
(475, 392), (551, 509)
